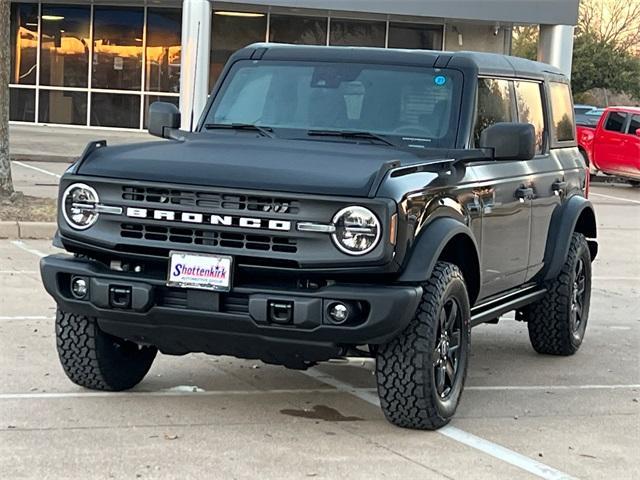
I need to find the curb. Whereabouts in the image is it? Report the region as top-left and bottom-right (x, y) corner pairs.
(0, 221), (56, 240)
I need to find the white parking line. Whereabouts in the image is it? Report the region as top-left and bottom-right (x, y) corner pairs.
(590, 192), (640, 205)
(465, 384), (640, 391)
(302, 368), (576, 480)
(10, 240), (48, 258)
(0, 388), (343, 400)
(0, 270), (39, 274)
(0, 316), (53, 321)
(12, 160), (62, 179)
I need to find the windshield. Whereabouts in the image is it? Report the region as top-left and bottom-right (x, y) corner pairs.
(204, 60), (462, 148)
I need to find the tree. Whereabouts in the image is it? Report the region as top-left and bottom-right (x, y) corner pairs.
(571, 35), (640, 98)
(511, 25), (539, 61)
(570, 0), (640, 101)
(578, 0), (640, 54)
(0, 0), (14, 196)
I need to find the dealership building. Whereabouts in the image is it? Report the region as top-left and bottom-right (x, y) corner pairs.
(9, 0), (579, 131)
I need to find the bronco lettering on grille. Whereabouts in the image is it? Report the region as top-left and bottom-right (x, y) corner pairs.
(125, 207), (291, 231)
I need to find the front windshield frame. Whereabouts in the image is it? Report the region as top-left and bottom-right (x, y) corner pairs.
(201, 59), (463, 149)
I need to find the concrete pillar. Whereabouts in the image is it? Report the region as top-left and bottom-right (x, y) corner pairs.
(537, 25), (574, 78)
(179, 0), (211, 131)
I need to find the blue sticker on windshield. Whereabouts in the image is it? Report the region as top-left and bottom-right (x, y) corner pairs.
(434, 75), (447, 86)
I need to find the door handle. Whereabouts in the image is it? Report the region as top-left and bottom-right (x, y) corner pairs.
(515, 187), (534, 202)
(552, 180), (567, 196)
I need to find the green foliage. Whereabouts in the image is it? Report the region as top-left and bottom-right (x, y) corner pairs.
(511, 25), (538, 61)
(571, 35), (640, 98)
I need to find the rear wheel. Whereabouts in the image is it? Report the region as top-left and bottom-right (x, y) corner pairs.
(56, 308), (157, 390)
(375, 262), (470, 430)
(525, 233), (592, 355)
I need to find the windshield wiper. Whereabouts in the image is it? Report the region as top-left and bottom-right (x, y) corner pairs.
(307, 129), (396, 147)
(204, 123), (274, 137)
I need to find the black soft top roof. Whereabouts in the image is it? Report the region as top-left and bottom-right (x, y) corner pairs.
(238, 43), (566, 82)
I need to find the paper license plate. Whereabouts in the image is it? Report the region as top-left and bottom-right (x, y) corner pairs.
(167, 251), (233, 292)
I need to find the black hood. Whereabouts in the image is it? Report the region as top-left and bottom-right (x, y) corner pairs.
(77, 133), (423, 197)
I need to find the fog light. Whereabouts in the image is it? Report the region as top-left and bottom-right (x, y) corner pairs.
(328, 302), (350, 325)
(71, 276), (88, 299)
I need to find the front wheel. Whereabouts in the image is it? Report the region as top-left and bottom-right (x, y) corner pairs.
(375, 262), (471, 430)
(56, 308), (157, 390)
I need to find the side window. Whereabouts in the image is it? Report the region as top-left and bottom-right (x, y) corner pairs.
(604, 111), (627, 133)
(549, 82), (575, 142)
(628, 115), (640, 135)
(514, 81), (545, 154)
(474, 78), (514, 146)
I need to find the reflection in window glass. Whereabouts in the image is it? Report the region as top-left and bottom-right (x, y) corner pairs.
(549, 82), (575, 141)
(143, 95), (179, 128)
(92, 7), (144, 90)
(388, 23), (443, 50)
(10, 3), (38, 85)
(474, 78), (513, 146)
(90, 93), (141, 128)
(146, 8), (182, 93)
(269, 14), (327, 45)
(210, 11), (267, 88)
(9, 88), (36, 122)
(39, 90), (87, 125)
(40, 5), (91, 87)
(329, 19), (385, 47)
(604, 111), (626, 133)
(515, 81), (545, 153)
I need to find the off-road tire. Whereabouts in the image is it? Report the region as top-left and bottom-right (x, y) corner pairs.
(525, 233), (592, 355)
(375, 262), (471, 430)
(56, 308), (157, 390)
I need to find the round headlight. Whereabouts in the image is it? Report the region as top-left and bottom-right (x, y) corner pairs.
(331, 206), (381, 255)
(62, 183), (100, 230)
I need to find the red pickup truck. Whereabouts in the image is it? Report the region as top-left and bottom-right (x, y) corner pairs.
(577, 106), (640, 185)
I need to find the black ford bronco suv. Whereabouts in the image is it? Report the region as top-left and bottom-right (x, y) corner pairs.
(40, 45), (597, 430)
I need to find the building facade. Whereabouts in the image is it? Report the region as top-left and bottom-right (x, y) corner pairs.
(8, 0), (579, 131)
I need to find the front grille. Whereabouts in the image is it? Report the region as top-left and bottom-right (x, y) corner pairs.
(122, 186), (300, 215)
(120, 223), (298, 253)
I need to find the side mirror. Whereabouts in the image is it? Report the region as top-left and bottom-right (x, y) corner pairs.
(148, 102), (180, 139)
(635, 128), (640, 137)
(480, 122), (536, 161)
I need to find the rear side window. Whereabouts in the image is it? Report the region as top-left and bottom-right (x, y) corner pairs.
(604, 111), (627, 133)
(515, 81), (545, 154)
(628, 115), (640, 135)
(474, 78), (514, 146)
(549, 82), (575, 142)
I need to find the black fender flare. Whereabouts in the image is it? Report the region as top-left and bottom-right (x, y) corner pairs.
(397, 217), (481, 304)
(540, 195), (597, 282)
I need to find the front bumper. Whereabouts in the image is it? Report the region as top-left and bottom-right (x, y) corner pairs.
(40, 254), (421, 368)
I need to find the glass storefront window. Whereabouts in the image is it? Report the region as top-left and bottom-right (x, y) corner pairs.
(210, 11), (267, 88)
(10, 3), (38, 85)
(9, 88), (36, 122)
(143, 95), (180, 128)
(92, 6), (144, 90)
(39, 5), (91, 87)
(329, 18), (385, 47)
(39, 90), (87, 125)
(388, 23), (443, 50)
(90, 93), (141, 128)
(269, 14), (327, 45)
(146, 8), (182, 93)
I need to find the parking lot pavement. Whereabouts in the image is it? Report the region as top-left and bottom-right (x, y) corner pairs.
(1, 184), (638, 480)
